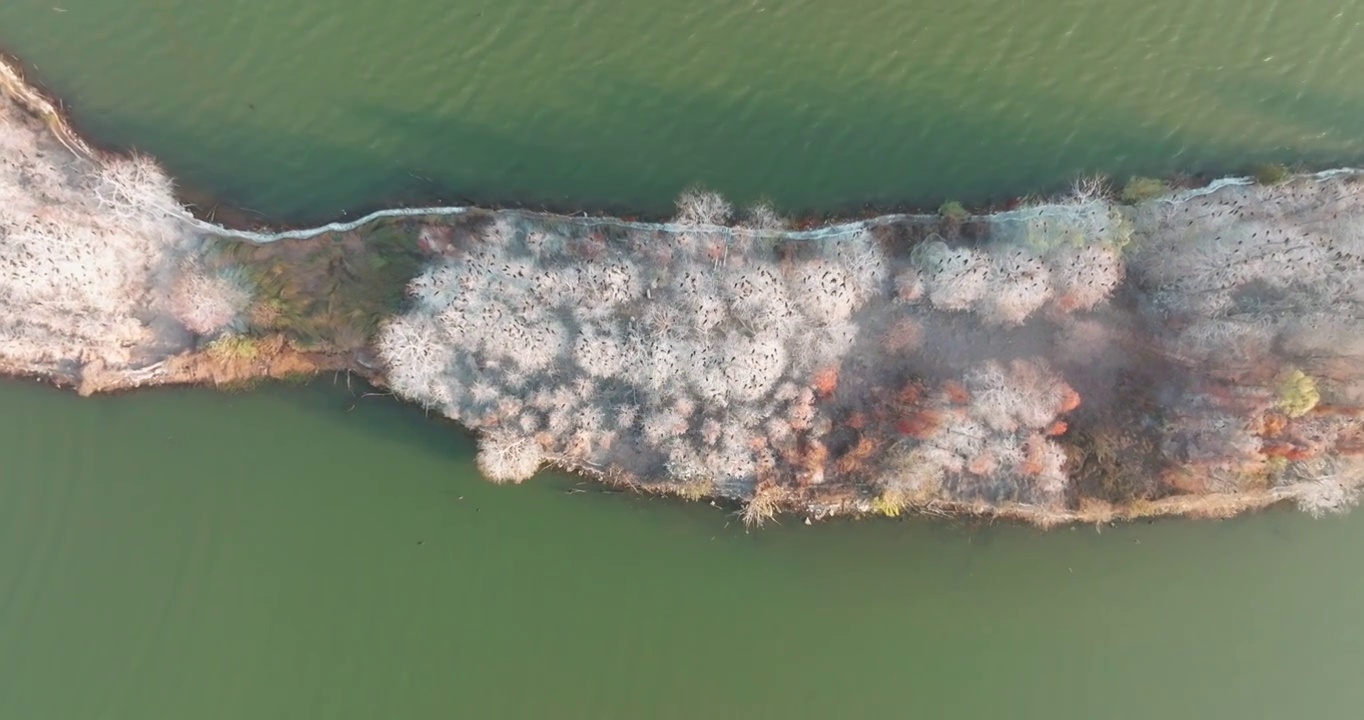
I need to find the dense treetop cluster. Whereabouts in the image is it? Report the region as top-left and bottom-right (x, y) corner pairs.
(0, 94), (252, 374)
(376, 179), (1364, 522)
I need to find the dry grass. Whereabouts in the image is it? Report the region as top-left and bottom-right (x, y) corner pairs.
(1253, 163), (1291, 185)
(674, 476), (715, 502)
(206, 334), (260, 362)
(938, 200), (969, 222)
(230, 221), (426, 352)
(741, 482), (784, 527)
(871, 489), (911, 517)
(1120, 176), (1170, 203)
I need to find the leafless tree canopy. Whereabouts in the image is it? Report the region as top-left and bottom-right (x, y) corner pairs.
(0, 94), (249, 375)
(377, 180), (1364, 521)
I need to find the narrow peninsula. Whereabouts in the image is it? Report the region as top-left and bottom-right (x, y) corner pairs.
(3, 58), (1361, 527)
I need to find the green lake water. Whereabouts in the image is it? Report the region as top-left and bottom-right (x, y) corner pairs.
(6, 0), (1364, 220)
(3, 0), (1364, 717)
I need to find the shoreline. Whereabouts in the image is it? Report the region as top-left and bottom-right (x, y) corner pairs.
(2, 344), (1299, 528)
(0, 51), (1342, 240)
(2, 55), (1360, 528)
(5, 51), (1356, 248)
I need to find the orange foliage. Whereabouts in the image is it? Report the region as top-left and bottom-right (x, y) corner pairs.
(1020, 439), (1049, 476)
(1045, 420), (1068, 436)
(845, 411), (867, 431)
(1338, 430), (1364, 456)
(1054, 292), (1084, 313)
(794, 438), (830, 486)
(896, 381), (926, 407)
(812, 366), (839, 398)
(1200, 380), (1272, 409)
(966, 452), (997, 476)
(942, 380), (970, 405)
(1262, 443), (1315, 462)
(1312, 404), (1364, 417)
(805, 440), (830, 467)
(1059, 386), (1082, 413)
(1163, 468), (1209, 494)
(835, 435), (879, 476)
(880, 318), (923, 353)
(1258, 411), (1289, 437)
(896, 409), (943, 439)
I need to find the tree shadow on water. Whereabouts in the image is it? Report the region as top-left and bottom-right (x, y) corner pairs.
(343, 68), (1270, 216)
(1199, 73), (1364, 168)
(98, 60), (1280, 225)
(242, 377), (479, 468)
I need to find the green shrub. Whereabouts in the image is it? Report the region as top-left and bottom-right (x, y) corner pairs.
(1253, 163), (1290, 186)
(938, 200), (969, 222)
(207, 334), (261, 362)
(871, 489), (910, 517)
(1120, 176), (1170, 203)
(1275, 367), (1320, 418)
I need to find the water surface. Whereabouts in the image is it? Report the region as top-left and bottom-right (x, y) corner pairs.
(3, 1), (1364, 716)
(4, 0), (1364, 220)
(2, 379), (1362, 718)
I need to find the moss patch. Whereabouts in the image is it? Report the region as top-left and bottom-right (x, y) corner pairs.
(1120, 176), (1170, 203)
(218, 216), (428, 353)
(1253, 163), (1291, 186)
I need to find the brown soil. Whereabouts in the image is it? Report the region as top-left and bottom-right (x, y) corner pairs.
(70, 334), (356, 396)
